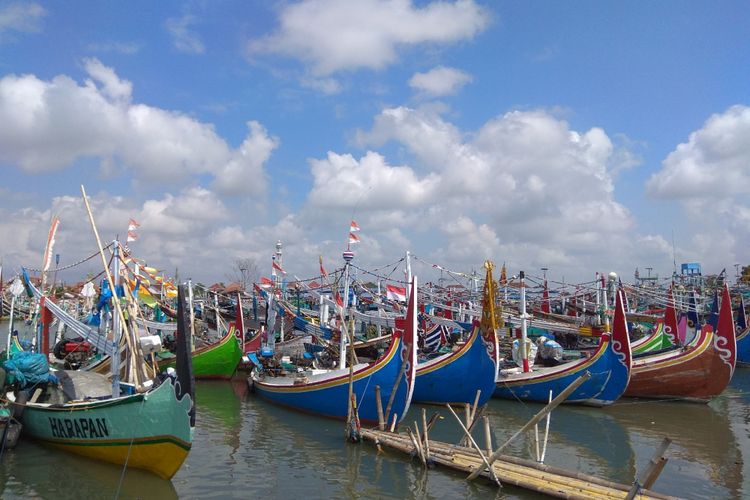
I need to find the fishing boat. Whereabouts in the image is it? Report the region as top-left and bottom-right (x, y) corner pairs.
(157, 326), (242, 380)
(11, 271), (195, 479)
(493, 286), (632, 406)
(248, 276), (418, 426)
(624, 283), (736, 402)
(5, 188), (195, 479)
(412, 261), (499, 406)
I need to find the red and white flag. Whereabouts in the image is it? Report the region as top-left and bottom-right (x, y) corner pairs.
(127, 230), (138, 242)
(350, 220), (360, 232)
(128, 218), (140, 231)
(349, 232), (360, 244)
(272, 260), (286, 275)
(319, 255), (327, 278)
(260, 277), (274, 287)
(386, 284), (407, 302)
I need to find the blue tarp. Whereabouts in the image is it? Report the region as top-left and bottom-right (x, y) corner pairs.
(3, 351), (57, 388)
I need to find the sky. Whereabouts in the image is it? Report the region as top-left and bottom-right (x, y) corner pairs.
(0, 0), (748, 287)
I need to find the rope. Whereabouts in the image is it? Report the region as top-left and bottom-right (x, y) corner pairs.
(24, 243), (113, 272)
(114, 395), (147, 499)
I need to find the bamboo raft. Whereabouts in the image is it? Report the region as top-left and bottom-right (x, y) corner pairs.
(361, 428), (676, 499)
(356, 374), (677, 500)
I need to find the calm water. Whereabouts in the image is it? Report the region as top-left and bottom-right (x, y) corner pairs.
(1, 322), (749, 499)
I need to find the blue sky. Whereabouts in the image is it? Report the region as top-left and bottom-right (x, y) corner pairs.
(0, 0), (748, 286)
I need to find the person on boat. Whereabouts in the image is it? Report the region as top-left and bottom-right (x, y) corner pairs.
(536, 334), (563, 367)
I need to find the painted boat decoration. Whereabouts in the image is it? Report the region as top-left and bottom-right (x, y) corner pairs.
(413, 261), (499, 406)
(631, 323), (674, 355)
(249, 277), (418, 425)
(493, 289), (632, 406)
(624, 283), (736, 402)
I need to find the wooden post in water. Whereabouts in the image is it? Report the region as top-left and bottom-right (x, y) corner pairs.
(375, 385), (385, 431)
(625, 438), (672, 500)
(483, 416), (492, 456)
(446, 404), (502, 487)
(421, 408), (430, 464)
(467, 371), (591, 480)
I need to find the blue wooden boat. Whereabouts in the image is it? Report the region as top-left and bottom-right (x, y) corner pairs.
(248, 277), (418, 426)
(735, 294), (750, 365)
(413, 261), (499, 406)
(493, 289), (632, 406)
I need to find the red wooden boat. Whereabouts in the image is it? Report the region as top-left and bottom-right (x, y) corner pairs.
(624, 283), (736, 402)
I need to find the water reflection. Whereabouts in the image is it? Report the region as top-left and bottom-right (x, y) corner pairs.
(0, 439), (177, 499)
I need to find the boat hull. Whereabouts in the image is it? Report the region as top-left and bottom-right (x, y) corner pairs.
(494, 290), (632, 406)
(19, 378), (193, 479)
(251, 336), (412, 425)
(160, 328), (242, 379)
(413, 327), (497, 406)
(625, 285), (736, 401)
(736, 327), (750, 365)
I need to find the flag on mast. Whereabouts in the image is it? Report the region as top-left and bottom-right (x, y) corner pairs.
(127, 230), (138, 242)
(128, 218), (140, 230)
(319, 256), (327, 278)
(348, 232), (360, 245)
(350, 220), (360, 232)
(272, 260), (286, 275)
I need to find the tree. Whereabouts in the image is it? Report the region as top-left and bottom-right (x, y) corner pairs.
(227, 258), (260, 292)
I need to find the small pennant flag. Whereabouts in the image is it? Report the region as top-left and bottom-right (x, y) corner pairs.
(386, 284), (407, 302)
(272, 260), (286, 275)
(349, 232), (360, 244)
(350, 220), (360, 232)
(127, 230), (138, 242)
(319, 256), (327, 278)
(128, 218), (140, 231)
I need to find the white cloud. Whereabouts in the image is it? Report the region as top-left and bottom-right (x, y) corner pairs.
(646, 105), (750, 272)
(165, 14), (205, 54)
(0, 2), (46, 40)
(409, 66), (473, 97)
(646, 105), (750, 200)
(211, 121), (279, 196)
(247, 0), (489, 76)
(0, 61), (274, 194)
(348, 105), (643, 277)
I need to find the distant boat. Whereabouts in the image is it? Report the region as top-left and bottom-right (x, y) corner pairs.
(158, 326), (242, 380)
(735, 293), (750, 365)
(493, 288), (632, 406)
(624, 283), (736, 402)
(248, 277), (418, 426)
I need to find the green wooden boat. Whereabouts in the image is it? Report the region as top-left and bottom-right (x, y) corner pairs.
(10, 371), (193, 479)
(632, 323), (674, 355)
(158, 327), (242, 379)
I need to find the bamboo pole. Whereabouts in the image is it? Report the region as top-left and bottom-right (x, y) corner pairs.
(80, 185), (143, 390)
(375, 385), (385, 431)
(446, 404), (502, 487)
(483, 415), (492, 456)
(626, 438), (672, 500)
(467, 371), (591, 480)
(421, 408), (430, 464)
(389, 413), (397, 432)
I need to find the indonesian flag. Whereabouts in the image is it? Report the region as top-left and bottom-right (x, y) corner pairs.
(260, 277), (274, 287)
(127, 230), (138, 242)
(272, 260), (286, 275)
(319, 255), (327, 278)
(349, 232), (360, 244)
(350, 220), (360, 232)
(386, 284), (407, 302)
(128, 218), (140, 231)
